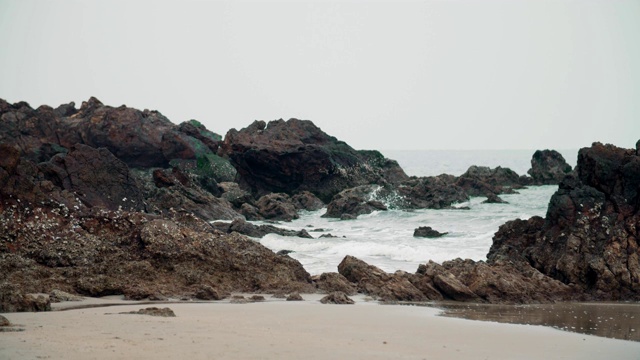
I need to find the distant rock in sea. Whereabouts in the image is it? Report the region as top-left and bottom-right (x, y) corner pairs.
(527, 149), (573, 185)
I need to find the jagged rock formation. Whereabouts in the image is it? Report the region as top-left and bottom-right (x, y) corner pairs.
(527, 149), (573, 185)
(0, 97), (241, 221)
(489, 142), (640, 300)
(218, 118), (408, 202)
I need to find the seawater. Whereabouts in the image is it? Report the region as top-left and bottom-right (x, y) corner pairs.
(256, 150), (574, 275)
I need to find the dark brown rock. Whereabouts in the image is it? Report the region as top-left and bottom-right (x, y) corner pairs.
(396, 175), (469, 209)
(320, 291), (355, 304)
(313, 272), (357, 295)
(456, 166), (522, 196)
(488, 142), (640, 301)
(0, 283), (51, 312)
(286, 292), (304, 301)
(291, 191), (325, 211)
(482, 193), (508, 204)
(38, 144), (145, 212)
(194, 285), (229, 300)
(212, 218), (313, 239)
(255, 193), (299, 221)
(322, 185), (388, 219)
(0, 315), (10, 327)
(338, 256), (427, 301)
(218, 119), (407, 202)
(413, 226), (448, 238)
(527, 149), (573, 185)
(121, 307), (176, 317)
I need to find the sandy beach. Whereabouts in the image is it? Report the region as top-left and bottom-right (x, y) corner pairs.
(2, 295), (639, 360)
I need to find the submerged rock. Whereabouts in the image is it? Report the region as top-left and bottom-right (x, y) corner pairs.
(482, 193), (508, 204)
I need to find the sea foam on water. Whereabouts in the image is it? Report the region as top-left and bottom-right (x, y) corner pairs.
(258, 150), (574, 275)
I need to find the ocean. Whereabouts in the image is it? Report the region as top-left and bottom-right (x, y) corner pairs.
(257, 149), (578, 276)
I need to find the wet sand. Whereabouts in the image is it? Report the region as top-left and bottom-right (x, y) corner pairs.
(434, 301), (640, 342)
(1, 295), (640, 360)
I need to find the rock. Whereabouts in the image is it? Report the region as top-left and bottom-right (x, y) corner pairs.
(0, 202), (315, 300)
(194, 285), (228, 300)
(0, 284), (51, 312)
(322, 185), (388, 219)
(249, 295), (265, 302)
(413, 226), (448, 238)
(49, 289), (83, 302)
(456, 166), (522, 196)
(277, 250), (294, 256)
(319, 233), (340, 238)
(482, 193), (508, 204)
(218, 119), (407, 202)
(0, 315), (10, 327)
(286, 293), (304, 301)
(487, 142), (640, 301)
(134, 168), (241, 222)
(313, 272), (357, 295)
(433, 273), (481, 302)
(0, 97), (240, 223)
(255, 193), (299, 221)
(527, 149), (573, 185)
(396, 175), (469, 209)
(291, 191), (325, 211)
(38, 144), (145, 212)
(212, 218), (313, 239)
(320, 291), (355, 304)
(218, 182), (255, 208)
(121, 307), (176, 317)
(338, 256), (427, 301)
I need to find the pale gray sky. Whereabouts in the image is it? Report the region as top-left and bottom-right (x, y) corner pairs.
(0, 0), (638, 150)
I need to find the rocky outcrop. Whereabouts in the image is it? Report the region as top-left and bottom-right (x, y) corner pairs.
(488, 142), (640, 301)
(39, 144), (146, 212)
(0, 182), (314, 311)
(322, 185), (388, 219)
(218, 119), (408, 202)
(254, 193), (300, 221)
(212, 218), (313, 239)
(456, 166), (522, 196)
(338, 256), (427, 301)
(395, 175), (469, 209)
(527, 149), (573, 185)
(0, 97), (221, 168)
(413, 226), (448, 238)
(313, 272), (357, 295)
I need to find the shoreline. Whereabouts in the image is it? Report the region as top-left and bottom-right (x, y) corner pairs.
(2, 295), (640, 360)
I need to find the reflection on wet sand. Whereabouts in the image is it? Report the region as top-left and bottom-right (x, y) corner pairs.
(432, 302), (639, 342)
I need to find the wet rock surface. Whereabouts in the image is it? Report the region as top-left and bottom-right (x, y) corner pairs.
(413, 226), (448, 238)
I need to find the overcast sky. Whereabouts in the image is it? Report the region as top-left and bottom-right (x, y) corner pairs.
(0, 0), (638, 150)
